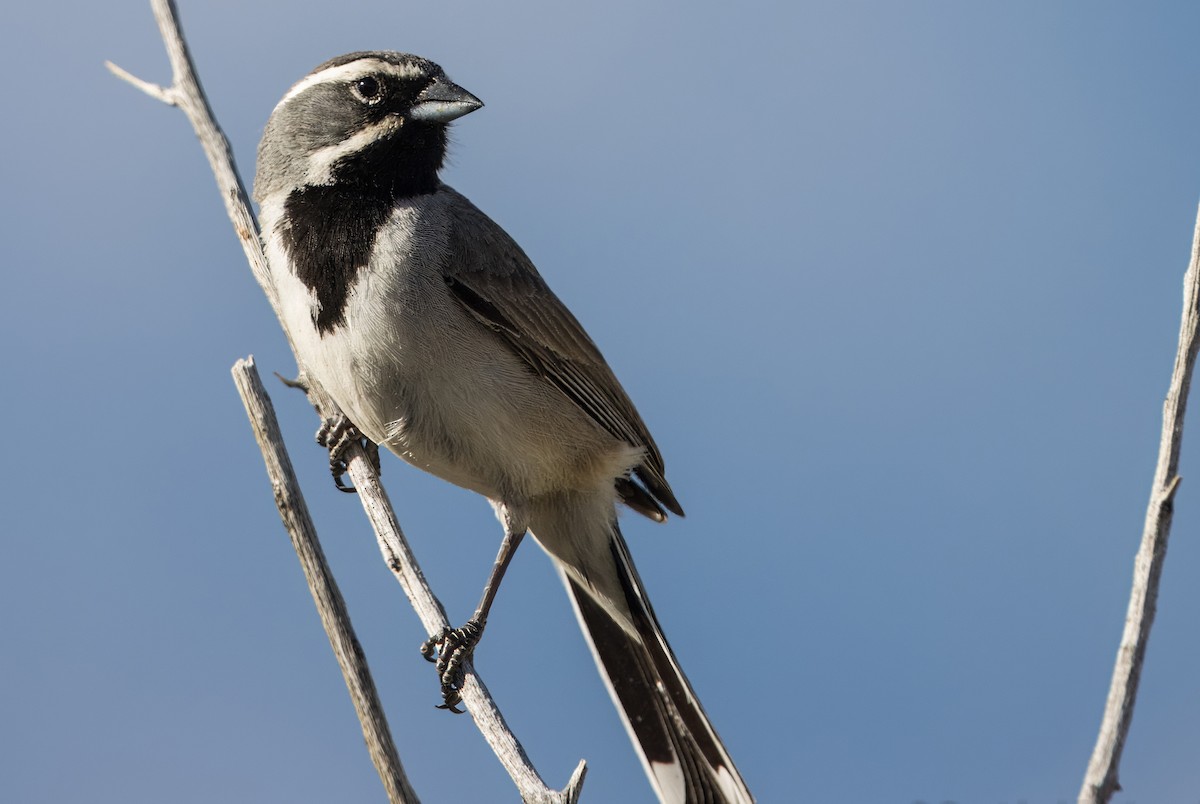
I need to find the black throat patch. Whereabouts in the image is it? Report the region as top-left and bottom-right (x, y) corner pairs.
(279, 126), (446, 335)
(279, 184), (394, 334)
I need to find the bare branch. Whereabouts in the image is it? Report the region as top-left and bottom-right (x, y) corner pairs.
(1078, 204), (1200, 804)
(111, 0), (279, 317)
(112, 1), (586, 801)
(233, 357), (417, 804)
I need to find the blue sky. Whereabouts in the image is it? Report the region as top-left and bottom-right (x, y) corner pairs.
(5, 2), (1200, 802)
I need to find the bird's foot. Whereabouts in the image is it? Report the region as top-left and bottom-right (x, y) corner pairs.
(420, 619), (485, 713)
(316, 416), (380, 493)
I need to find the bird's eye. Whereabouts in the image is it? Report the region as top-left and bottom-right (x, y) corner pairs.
(351, 76), (383, 103)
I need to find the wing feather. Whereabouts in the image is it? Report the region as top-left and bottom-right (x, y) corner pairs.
(439, 186), (683, 517)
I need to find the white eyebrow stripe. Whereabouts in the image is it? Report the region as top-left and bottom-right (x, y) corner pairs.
(275, 58), (426, 111)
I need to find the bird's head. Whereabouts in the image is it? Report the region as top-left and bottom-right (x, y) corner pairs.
(254, 51), (483, 201)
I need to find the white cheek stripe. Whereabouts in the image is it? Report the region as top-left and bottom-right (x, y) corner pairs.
(303, 116), (404, 186)
(275, 58), (426, 112)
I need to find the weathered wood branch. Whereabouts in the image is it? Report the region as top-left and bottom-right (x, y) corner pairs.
(233, 357), (417, 804)
(1077, 205), (1200, 803)
(110, 1), (586, 801)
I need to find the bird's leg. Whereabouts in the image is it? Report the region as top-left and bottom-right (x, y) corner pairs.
(315, 415), (381, 493)
(421, 525), (527, 712)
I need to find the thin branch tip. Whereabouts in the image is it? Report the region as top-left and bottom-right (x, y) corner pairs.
(275, 371), (309, 391)
(106, 59), (177, 105)
(563, 760), (588, 803)
(1165, 474), (1182, 499)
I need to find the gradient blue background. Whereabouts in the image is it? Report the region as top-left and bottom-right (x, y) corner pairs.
(5, 2), (1200, 802)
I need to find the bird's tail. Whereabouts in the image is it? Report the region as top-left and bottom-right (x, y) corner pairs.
(533, 503), (753, 803)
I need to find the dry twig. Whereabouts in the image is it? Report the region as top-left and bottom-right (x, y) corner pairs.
(233, 358), (416, 804)
(1077, 205), (1200, 803)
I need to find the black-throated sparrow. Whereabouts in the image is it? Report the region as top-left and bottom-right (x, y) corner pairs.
(255, 52), (753, 803)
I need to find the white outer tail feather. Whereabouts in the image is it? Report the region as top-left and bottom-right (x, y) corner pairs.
(547, 522), (755, 804)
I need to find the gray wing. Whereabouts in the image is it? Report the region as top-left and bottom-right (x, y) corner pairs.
(439, 186), (683, 519)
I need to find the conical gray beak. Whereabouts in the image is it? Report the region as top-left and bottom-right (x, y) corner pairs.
(409, 77), (484, 123)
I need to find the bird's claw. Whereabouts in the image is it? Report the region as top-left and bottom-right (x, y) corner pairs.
(316, 416), (380, 492)
(420, 619), (484, 713)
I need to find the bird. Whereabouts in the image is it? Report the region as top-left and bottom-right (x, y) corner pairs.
(254, 51), (754, 803)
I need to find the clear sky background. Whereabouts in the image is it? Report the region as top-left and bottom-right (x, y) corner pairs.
(5, 2), (1200, 802)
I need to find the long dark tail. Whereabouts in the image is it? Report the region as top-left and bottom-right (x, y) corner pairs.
(559, 524), (754, 803)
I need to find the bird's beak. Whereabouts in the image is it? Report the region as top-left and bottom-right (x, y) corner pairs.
(409, 77), (484, 123)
